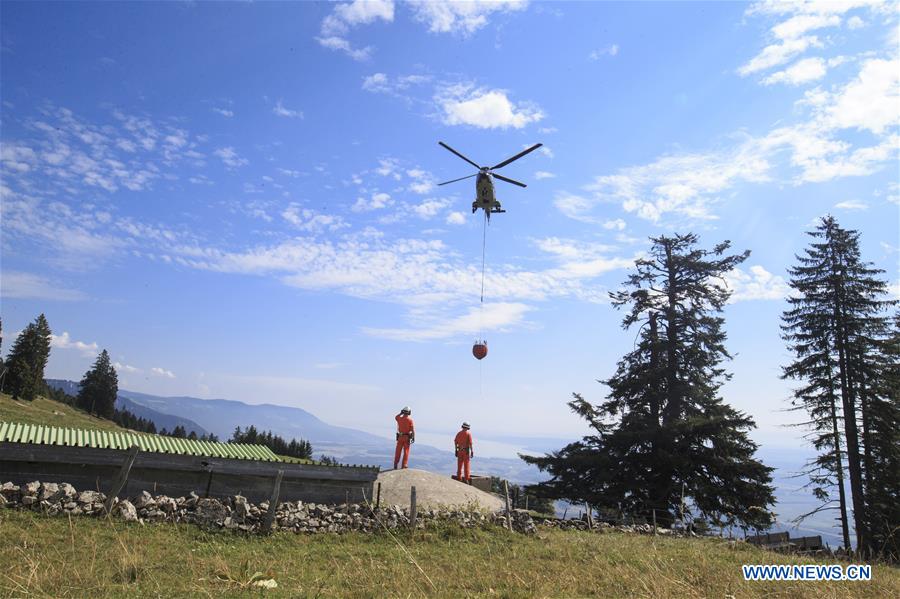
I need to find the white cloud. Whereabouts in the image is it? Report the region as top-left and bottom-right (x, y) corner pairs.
(363, 302), (532, 341)
(273, 100), (303, 119)
(436, 84), (543, 129)
(575, 141), (770, 222)
(212, 107), (234, 118)
(114, 362), (140, 373)
(834, 199), (868, 210)
(282, 204), (349, 232)
(214, 146), (248, 168)
(322, 0), (394, 35)
(823, 58), (899, 135)
(589, 44), (619, 60)
(771, 14), (841, 41)
(538, 126), (558, 134)
(316, 36), (372, 61)
(445, 212), (466, 225)
(412, 198), (451, 219)
(353, 192), (392, 212)
(362, 72), (390, 92)
(534, 171), (556, 180)
(362, 72), (431, 96)
(724, 265), (790, 303)
(739, 35), (823, 76)
(408, 0), (527, 35)
(151, 367), (176, 379)
(51, 332), (99, 357)
(0, 271), (87, 301)
(559, 51), (899, 223)
(602, 219), (626, 231)
(762, 57), (828, 85)
(848, 16), (866, 29)
(317, 0), (393, 60)
(407, 168), (435, 194)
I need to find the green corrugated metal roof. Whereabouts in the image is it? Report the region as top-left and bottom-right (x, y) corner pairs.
(0, 420), (281, 462)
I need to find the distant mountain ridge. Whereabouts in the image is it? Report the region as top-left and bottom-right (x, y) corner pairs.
(44, 379), (209, 437)
(115, 389), (542, 481)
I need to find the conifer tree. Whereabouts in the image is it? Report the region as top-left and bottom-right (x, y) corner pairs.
(524, 234), (775, 530)
(4, 314), (53, 401)
(865, 314), (900, 559)
(76, 349), (118, 418)
(782, 216), (894, 555)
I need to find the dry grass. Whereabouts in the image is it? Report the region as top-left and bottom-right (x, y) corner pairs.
(1, 509), (897, 598)
(0, 393), (127, 432)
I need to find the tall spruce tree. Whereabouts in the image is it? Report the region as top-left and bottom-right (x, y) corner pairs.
(864, 313), (900, 559)
(76, 350), (119, 418)
(4, 314), (53, 401)
(781, 216), (894, 555)
(523, 234), (775, 530)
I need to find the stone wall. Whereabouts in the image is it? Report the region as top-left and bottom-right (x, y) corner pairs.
(0, 480), (537, 535)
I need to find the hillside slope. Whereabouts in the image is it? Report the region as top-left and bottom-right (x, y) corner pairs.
(1, 510), (896, 598)
(0, 392), (129, 432)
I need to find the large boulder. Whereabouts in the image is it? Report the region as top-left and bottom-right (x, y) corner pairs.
(114, 499), (139, 522)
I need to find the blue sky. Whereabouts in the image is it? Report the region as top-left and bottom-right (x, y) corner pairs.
(1, 1), (898, 458)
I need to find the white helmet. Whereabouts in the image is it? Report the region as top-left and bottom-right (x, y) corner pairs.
(462, 422), (470, 429)
(401, 406), (411, 414)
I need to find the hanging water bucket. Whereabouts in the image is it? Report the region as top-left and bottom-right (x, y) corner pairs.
(472, 341), (488, 360)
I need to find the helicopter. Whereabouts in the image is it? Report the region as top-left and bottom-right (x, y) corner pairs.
(437, 141), (543, 220)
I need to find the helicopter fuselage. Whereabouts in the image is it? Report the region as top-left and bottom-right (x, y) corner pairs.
(473, 171), (504, 217)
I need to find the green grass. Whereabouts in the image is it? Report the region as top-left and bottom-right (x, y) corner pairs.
(1, 510), (897, 598)
(0, 392), (128, 432)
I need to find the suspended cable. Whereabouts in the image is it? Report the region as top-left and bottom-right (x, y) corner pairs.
(480, 212), (487, 304)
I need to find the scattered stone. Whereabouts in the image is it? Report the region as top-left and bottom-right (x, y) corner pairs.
(134, 490), (156, 510)
(77, 490), (103, 504)
(38, 482), (59, 501)
(1, 482), (20, 502)
(115, 500), (139, 522)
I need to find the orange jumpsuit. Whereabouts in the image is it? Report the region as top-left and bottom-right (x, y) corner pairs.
(394, 414), (415, 469)
(454, 429), (474, 482)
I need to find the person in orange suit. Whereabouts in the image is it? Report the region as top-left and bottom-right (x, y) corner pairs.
(394, 406), (415, 469)
(454, 421), (474, 484)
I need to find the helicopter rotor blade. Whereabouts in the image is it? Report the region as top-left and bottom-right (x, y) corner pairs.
(438, 141), (482, 170)
(492, 172), (527, 188)
(437, 173), (478, 186)
(491, 143), (543, 170)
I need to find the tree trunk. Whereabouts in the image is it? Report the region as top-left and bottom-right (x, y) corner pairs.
(827, 375), (852, 550)
(830, 243), (868, 555)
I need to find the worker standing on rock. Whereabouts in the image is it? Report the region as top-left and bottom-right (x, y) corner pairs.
(454, 422), (474, 484)
(394, 406), (415, 469)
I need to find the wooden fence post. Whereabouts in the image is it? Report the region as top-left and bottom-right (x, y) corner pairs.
(410, 486), (417, 528)
(585, 503), (593, 530)
(503, 480), (512, 531)
(376, 482), (382, 510)
(261, 469), (284, 534)
(653, 509), (657, 535)
(104, 445), (139, 514)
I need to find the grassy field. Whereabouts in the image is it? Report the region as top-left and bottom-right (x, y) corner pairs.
(1, 510), (897, 598)
(0, 392), (128, 432)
